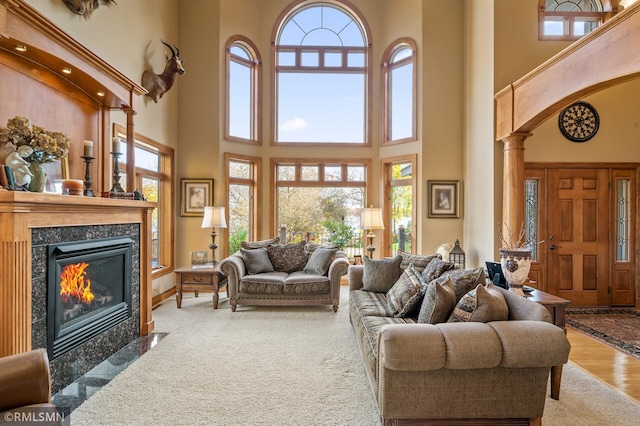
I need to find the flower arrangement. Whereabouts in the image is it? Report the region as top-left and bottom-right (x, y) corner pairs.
(0, 116), (70, 163)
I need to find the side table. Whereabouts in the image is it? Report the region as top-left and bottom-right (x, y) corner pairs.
(174, 265), (228, 309)
(526, 289), (571, 400)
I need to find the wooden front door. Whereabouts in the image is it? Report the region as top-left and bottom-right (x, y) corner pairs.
(546, 168), (609, 306)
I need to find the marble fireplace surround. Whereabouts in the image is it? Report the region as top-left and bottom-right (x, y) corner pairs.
(0, 192), (156, 375)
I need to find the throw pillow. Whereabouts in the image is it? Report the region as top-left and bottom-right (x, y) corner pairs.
(417, 276), (456, 324)
(304, 242), (339, 255)
(397, 250), (441, 272)
(386, 264), (428, 318)
(447, 283), (509, 323)
(361, 254), (403, 293)
(267, 240), (308, 273)
(240, 247), (275, 274)
(241, 237), (280, 250)
(303, 247), (338, 275)
(421, 257), (456, 282)
(439, 267), (487, 303)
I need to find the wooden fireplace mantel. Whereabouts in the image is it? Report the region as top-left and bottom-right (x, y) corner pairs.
(0, 191), (156, 357)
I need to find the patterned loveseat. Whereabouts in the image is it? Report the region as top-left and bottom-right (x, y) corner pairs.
(348, 252), (571, 425)
(220, 239), (349, 312)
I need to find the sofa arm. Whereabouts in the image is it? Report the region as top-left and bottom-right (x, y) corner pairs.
(328, 252), (349, 286)
(219, 252), (247, 299)
(0, 349), (51, 412)
(348, 265), (364, 290)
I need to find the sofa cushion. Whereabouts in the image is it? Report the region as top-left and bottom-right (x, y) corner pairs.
(417, 276), (456, 324)
(362, 255), (403, 293)
(447, 283), (508, 323)
(386, 264), (427, 317)
(304, 242), (339, 254)
(397, 250), (440, 272)
(350, 289), (395, 317)
(284, 271), (330, 294)
(241, 237), (280, 250)
(440, 266), (487, 302)
(239, 272), (287, 294)
(421, 257), (456, 282)
(240, 247), (274, 274)
(267, 240), (308, 273)
(303, 247), (338, 275)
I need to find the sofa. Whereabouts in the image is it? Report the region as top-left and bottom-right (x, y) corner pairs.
(220, 239), (350, 312)
(0, 348), (63, 425)
(348, 253), (571, 425)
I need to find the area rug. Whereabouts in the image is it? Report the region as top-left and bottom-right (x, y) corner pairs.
(69, 292), (640, 425)
(566, 308), (640, 360)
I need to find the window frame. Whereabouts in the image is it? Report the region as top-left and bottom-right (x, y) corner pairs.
(382, 38), (418, 145)
(225, 35), (262, 144)
(381, 155), (417, 257)
(271, 0), (373, 147)
(538, 0), (617, 41)
(113, 123), (174, 279)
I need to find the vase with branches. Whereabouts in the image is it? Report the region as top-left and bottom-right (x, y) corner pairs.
(498, 223), (539, 296)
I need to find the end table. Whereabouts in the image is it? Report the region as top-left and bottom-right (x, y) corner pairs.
(173, 264), (228, 309)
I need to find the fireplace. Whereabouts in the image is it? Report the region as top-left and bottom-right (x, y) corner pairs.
(47, 237), (133, 359)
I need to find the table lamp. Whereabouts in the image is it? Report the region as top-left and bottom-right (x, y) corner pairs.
(361, 206), (385, 259)
(201, 206), (227, 264)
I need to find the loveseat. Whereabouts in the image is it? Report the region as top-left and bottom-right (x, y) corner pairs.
(220, 239), (349, 312)
(348, 253), (571, 425)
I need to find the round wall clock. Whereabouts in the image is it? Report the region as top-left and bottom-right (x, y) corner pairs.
(558, 101), (600, 143)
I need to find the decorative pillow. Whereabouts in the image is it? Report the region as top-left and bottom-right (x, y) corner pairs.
(439, 267), (487, 302)
(267, 240), (308, 273)
(305, 242), (339, 255)
(240, 247), (275, 274)
(303, 247), (338, 275)
(421, 258), (456, 282)
(417, 277), (456, 324)
(241, 237), (280, 250)
(447, 283), (509, 323)
(386, 264), (428, 318)
(361, 255), (403, 293)
(398, 250), (441, 272)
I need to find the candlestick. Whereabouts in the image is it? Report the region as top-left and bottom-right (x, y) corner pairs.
(81, 156), (95, 197)
(83, 140), (94, 157)
(112, 137), (121, 154)
(110, 151), (124, 193)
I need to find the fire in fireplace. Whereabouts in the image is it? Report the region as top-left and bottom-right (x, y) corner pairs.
(47, 237), (133, 359)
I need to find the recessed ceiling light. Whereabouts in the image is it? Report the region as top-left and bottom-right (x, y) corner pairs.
(62, 67), (72, 74)
(14, 45), (27, 52)
(97, 91), (105, 97)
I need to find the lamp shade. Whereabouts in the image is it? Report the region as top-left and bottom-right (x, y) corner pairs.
(361, 207), (384, 230)
(201, 206), (227, 229)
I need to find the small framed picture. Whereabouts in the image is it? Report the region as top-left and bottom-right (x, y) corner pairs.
(428, 180), (461, 218)
(190, 250), (209, 266)
(181, 178), (213, 217)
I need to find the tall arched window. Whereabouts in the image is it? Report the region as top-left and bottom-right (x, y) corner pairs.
(273, 1), (371, 145)
(539, 0), (618, 40)
(382, 38), (417, 144)
(226, 36), (261, 143)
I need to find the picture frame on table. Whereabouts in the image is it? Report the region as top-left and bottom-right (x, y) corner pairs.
(43, 157), (69, 193)
(181, 178), (213, 217)
(427, 180), (461, 218)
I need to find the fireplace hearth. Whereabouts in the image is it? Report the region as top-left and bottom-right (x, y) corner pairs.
(47, 237), (133, 359)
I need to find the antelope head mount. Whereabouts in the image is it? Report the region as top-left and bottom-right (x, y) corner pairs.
(62, 0), (116, 19)
(141, 40), (186, 103)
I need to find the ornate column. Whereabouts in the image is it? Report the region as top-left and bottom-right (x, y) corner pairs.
(501, 133), (530, 243)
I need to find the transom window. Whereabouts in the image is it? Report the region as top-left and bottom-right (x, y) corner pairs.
(274, 1), (370, 144)
(539, 0), (615, 40)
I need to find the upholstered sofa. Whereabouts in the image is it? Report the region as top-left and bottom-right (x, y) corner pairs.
(348, 254), (571, 425)
(220, 239), (349, 312)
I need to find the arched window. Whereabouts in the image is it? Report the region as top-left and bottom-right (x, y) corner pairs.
(382, 38), (417, 144)
(273, 1), (371, 144)
(539, 0), (618, 40)
(226, 36), (261, 143)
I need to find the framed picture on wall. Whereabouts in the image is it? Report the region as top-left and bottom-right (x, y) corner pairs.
(428, 180), (461, 218)
(181, 178), (213, 217)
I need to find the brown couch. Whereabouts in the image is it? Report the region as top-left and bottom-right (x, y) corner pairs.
(348, 264), (571, 425)
(0, 348), (63, 425)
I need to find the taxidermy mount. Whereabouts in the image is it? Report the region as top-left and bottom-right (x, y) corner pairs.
(62, 0), (116, 19)
(141, 40), (186, 103)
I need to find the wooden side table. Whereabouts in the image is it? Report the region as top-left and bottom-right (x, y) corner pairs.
(174, 265), (228, 309)
(526, 288), (571, 400)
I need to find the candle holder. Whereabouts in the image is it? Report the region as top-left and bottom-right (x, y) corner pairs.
(110, 151), (125, 193)
(81, 156), (95, 197)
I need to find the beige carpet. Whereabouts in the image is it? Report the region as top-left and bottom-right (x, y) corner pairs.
(71, 291), (640, 425)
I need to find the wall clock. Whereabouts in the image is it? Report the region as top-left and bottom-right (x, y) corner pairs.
(558, 101), (599, 142)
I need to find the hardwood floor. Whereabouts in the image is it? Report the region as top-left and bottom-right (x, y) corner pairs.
(567, 328), (640, 403)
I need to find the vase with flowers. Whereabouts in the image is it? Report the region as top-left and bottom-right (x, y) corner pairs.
(0, 116), (70, 192)
(498, 223), (541, 296)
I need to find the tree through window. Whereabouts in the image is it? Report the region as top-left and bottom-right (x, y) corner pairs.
(274, 1), (370, 144)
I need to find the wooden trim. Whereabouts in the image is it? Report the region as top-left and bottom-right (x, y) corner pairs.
(152, 286), (176, 307)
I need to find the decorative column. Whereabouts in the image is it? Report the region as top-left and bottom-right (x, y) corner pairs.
(501, 133), (530, 243)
